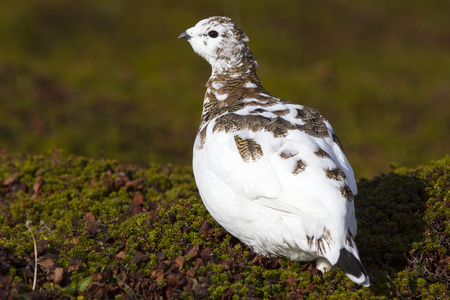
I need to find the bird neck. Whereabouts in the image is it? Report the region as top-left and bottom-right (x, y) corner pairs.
(209, 40), (256, 74)
(205, 62), (265, 103)
(199, 63), (274, 127)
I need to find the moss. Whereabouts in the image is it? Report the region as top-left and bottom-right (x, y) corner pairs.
(0, 151), (449, 298)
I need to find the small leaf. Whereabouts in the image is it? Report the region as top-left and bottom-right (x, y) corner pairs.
(131, 251), (149, 265)
(53, 267), (64, 285)
(78, 276), (94, 292)
(33, 176), (45, 194)
(3, 172), (19, 185)
(38, 258), (54, 270)
(186, 242), (199, 258)
(68, 257), (83, 272)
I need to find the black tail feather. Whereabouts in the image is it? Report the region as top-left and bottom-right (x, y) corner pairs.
(336, 248), (370, 286)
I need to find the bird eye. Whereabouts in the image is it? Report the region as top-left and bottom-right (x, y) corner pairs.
(208, 30), (219, 38)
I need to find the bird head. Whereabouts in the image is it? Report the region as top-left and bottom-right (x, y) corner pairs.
(179, 16), (255, 73)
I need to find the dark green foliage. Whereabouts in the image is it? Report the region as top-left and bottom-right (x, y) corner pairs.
(0, 150), (448, 299)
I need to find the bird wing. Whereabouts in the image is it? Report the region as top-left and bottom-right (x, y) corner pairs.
(199, 101), (357, 222)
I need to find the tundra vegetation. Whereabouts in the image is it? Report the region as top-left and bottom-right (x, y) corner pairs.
(0, 150), (448, 299)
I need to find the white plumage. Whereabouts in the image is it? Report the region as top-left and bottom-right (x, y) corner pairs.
(179, 16), (369, 286)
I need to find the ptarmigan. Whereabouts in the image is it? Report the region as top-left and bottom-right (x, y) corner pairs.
(179, 16), (370, 287)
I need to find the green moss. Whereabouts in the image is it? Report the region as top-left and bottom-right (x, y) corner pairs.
(0, 151), (449, 298)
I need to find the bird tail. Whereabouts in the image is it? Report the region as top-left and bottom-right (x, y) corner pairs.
(336, 248), (370, 287)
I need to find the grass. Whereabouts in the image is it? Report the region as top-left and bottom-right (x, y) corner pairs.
(0, 0), (449, 178)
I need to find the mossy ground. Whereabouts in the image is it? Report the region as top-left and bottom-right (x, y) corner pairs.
(0, 149), (448, 299)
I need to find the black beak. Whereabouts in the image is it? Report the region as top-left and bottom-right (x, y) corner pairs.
(178, 31), (191, 40)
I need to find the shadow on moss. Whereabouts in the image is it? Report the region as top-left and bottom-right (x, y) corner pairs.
(356, 173), (428, 295)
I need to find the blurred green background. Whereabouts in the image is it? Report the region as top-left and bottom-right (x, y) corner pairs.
(0, 0), (448, 178)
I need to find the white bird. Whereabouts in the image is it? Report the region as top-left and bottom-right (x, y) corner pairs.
(179, 16), (369, 287)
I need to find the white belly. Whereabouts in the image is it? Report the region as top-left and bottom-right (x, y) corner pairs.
(194, 144), (319, 262)
(192, 127), (354, 266)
